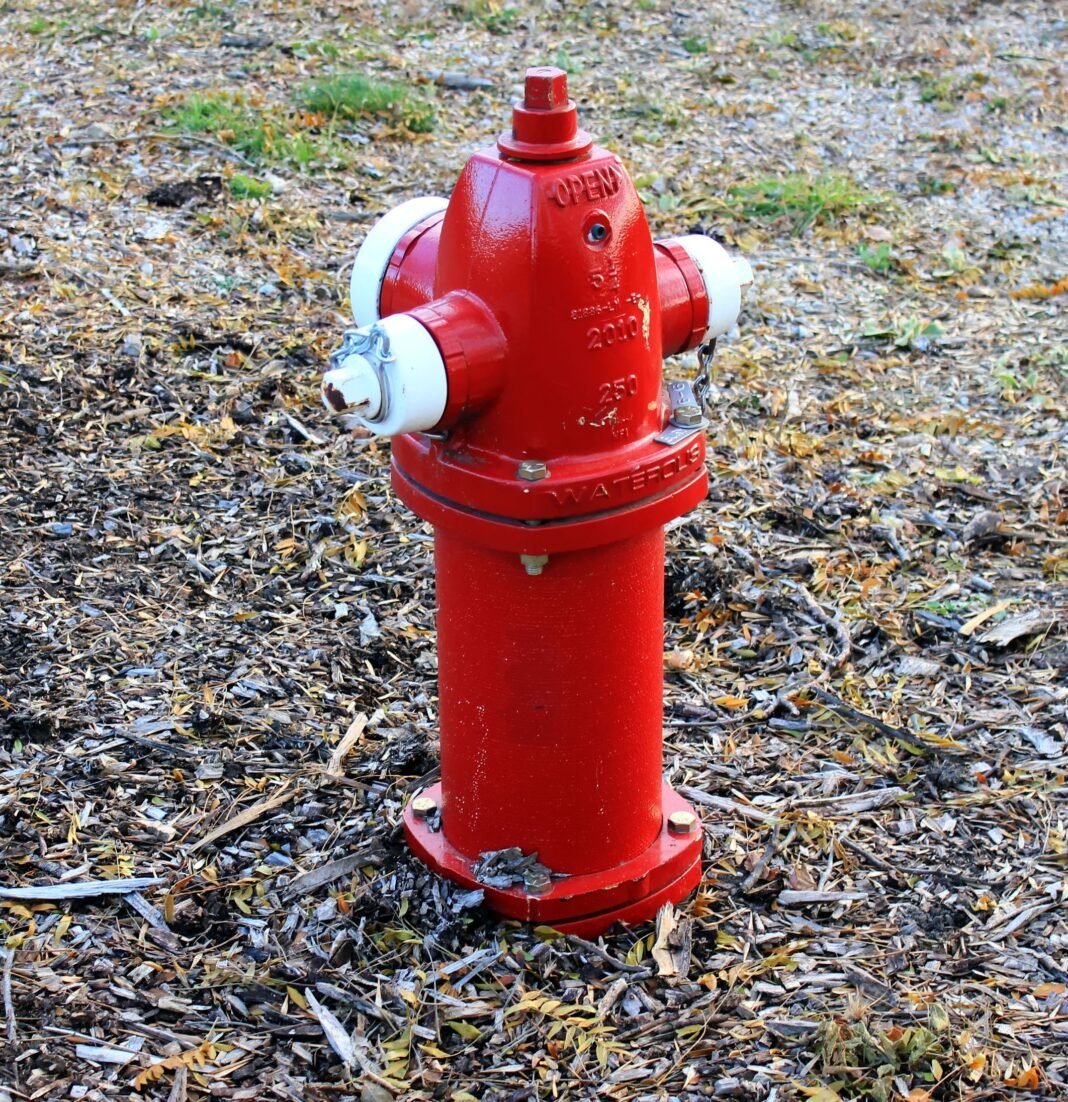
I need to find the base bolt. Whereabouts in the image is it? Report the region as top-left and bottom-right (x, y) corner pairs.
(411, 795), (438, 820)
(668, 810), (698, 835)
(520, 553), (549, 576)
(671, 404), (703, 428)
(524, 868), (552, 894)
(517, 459), (549, 481)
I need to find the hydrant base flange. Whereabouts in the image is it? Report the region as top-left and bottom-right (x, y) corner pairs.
(403, 782), (703, 936)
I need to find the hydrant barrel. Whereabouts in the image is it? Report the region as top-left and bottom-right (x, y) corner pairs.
(323, 67), (752, 934)
(436, 527), (666, 874)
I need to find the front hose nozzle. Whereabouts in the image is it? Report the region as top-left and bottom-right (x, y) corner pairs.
(322, 315), (447, 436)
(322, 349), (383, 417)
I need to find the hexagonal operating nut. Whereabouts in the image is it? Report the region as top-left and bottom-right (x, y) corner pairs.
(517, 459), (549, 481)
(524, 67), (568, 111)
(671, 404), (703, 428)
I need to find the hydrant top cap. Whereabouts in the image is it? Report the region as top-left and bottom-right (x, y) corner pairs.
(498, 66), (593, 162)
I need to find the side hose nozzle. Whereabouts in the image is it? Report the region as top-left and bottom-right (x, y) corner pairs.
(671, 235), (753, 340)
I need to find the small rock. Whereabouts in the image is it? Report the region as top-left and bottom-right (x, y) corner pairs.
(230, 399), (255, 425)
(220, 33), (273, 49)
(121, 334), (142, 358)
(45, 521), (73, 538)
(84, 122), (114, 140)
(962, 510), (1001, 545)
(359, 611), (380, 646)
(139, 218), (171, 242)
(439, 71), (495, 91)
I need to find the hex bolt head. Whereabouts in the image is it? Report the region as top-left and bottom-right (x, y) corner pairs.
(520, 553), (549, 576)
(524, 868), (552, 894)
(671, 404), (703, 428)
(517, 459), (549, 481)
(668, 810), (698, 835)
(411, 795), (438, 820)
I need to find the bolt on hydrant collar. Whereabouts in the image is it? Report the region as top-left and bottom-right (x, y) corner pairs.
(498, 66), (593, 162)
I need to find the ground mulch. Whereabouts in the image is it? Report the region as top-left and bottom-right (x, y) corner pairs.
(1, 1), (1066, 1099)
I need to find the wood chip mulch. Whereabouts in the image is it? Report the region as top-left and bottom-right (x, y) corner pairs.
(1, 1), (1065, 1099)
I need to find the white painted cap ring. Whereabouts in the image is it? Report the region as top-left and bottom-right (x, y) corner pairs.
(672, 235), (753, 340)
(350, 196), (449, 326)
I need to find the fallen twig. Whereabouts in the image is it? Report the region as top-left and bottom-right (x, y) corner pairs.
(0, 877), (164, 901)
(326, 714), (368, 778)
(2, 946), (15, 1043)
(286, 852), (377, 897)
(188, 785), (296, 853)
(565, 934), (652, 975)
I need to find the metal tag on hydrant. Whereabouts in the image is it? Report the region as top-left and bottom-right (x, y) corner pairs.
(322, 67), (752, 935)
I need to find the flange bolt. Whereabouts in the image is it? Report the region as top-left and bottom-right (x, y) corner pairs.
(668, 810), (698, 835)
(411, 795), (438, 820)
(517, 459), (549, 481)
(524, 868), (552, 894)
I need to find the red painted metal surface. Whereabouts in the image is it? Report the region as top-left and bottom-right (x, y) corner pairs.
(404, 783), (702, 935)
(379, 212), (444, 319)
(372, 68), (718, 932)
(436, 526), (665, 872)
(655, 240), (712, 355)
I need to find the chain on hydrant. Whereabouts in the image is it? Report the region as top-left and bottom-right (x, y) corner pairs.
(323, 67), (752, 935)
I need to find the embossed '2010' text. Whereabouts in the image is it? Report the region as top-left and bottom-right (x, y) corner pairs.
(588, 314), (639, 350)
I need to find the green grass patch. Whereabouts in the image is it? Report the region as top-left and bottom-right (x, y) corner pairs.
(859, 316), (946, 350)
(916, 70), (988, 106)
(229, 174), (272, 199)
(857, 241), (894, 272)
(299, 73), (435, 133)
(23, 16), (56, 34)
(450, 0), (519, 34)
(165, 94), (340, 169)
(287, 39), (341, 60)
(727, 172), (881, 233)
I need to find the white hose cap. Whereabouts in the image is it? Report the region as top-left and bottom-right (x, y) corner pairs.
(322, 313), (448, 437)
(351, 196), (449, 326)
(322, 352), (384, 420)
(673, 235), (753, 340)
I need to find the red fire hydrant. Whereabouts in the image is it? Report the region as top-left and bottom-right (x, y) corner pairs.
(324, 68), (752, 934)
